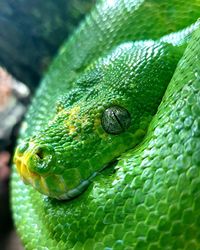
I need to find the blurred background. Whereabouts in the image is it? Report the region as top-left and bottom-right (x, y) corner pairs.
(0, 1), (96, 249)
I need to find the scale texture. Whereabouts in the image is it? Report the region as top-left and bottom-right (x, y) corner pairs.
(12, 0), (200, 249)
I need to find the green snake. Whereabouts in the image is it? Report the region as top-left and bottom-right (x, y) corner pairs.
(12, 0), (200, 249)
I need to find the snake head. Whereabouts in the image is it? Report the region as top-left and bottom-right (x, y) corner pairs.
(14, 40), (181, 199)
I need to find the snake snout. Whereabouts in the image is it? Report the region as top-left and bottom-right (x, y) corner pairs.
(14, 142), (55, 181)
(29, 145), (55, 174)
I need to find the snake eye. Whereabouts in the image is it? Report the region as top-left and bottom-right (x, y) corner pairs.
(101, 105), (131, 134)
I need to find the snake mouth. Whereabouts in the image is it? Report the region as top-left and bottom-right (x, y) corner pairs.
(14, 143), (68, 198)
(14, 157), (73, 199)
(15, 153), (98, 200)
(14, 146), (40, 185)
(14, 156), (63, 198)
(14, 143), (98, 200)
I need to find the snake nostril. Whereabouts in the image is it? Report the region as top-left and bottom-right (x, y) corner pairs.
(34, 145), (55, 163)
(35, 147), (45, 160)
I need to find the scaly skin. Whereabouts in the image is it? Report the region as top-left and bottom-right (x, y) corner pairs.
(12, 0), (200, 249)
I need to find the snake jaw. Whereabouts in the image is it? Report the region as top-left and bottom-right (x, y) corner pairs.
(14, 141), (58, 196)
(14, 150), (64, 197)
(14, 147), (96, 200)
(14, 141), (97, 199)
(14, 143), (39, 182)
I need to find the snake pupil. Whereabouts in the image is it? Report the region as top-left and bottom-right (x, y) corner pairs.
(101, 105), (131, 134)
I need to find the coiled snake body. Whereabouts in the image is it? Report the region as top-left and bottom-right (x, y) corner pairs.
(12, 0), (200, 249)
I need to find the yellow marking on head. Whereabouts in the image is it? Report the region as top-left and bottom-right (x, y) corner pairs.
(94, 117), (108, 139)
(14, 142), (40, 184)
(61, 105), (90, 136)
(58, 105), (81, 118)
(40, 178), (50, 194)
(68, 125), (76, 134)
(94, 117), (101, 127)
(57, 176), (67, 192)
(68, 106), (81, 116)
(63, 106), (81, 134)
